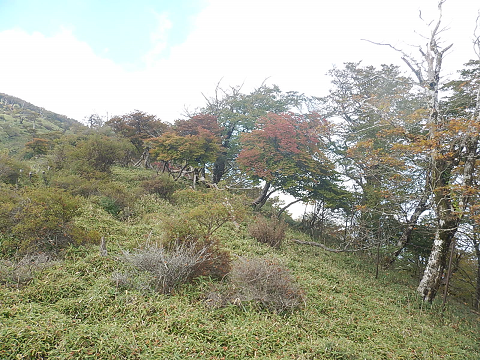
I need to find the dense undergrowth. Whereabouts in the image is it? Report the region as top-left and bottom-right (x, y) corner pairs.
(0, 167), (479, 359)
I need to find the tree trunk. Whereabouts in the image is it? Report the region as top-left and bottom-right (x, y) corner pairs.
(473, 231), (480, 310)
(277, 198), (303, 218)
(386, 189), (429, 267)
(212, 155), (226, 184)
(417, 180), (459, 302)
(417, 226), (457, 302)
(251, 182), (271, 209)
(213, 126), (234, 184)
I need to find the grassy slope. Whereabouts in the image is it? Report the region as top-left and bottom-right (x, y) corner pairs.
(0, 175), (479, 360)
(0, 93), (83, 155)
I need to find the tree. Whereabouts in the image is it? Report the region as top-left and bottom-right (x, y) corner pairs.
(148, 114), (222, 187)
(106, 111), (168, 166)
(319, 62), (426, 250)
(237, 112), (343, 209)
(200, 83), (304, 184)
(368, 1), (480, 302)
(25, 138), (50, 156)
(85, 113), (104, 129)
(413, 15), (480, 303)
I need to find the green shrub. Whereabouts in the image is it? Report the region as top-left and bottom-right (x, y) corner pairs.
(248, 216), (286, 248)
(50, 173), (102, 197)
(0, 152), (29, 185)
(162, 203), (234, 280)
(161, 220), (232, 281)
(94, 181), (138, 220)
(141, 173), (178, 200)
(98, 196), (122, 217)
(0, 187), (99, 255)
(50, 134), (135, 178)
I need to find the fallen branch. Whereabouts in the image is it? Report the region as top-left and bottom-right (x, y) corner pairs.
(291, 239), (367, 253)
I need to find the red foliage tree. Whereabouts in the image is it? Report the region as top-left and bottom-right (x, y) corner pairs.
(237, 112), (340, 208)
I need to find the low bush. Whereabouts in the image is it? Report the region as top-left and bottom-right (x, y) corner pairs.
(248, 216), (287, 248)
(50, 173), (102, 197)
(141, 173), (178, 200)
(95, 181), (138, 220)
(0, 187), (99, 255)
(0, 153), (29, 185)
(162, 205), (234, 280)
(206, 257), (305, 313)
(121, 242), (214, 294)
(0, 253), (57, 286)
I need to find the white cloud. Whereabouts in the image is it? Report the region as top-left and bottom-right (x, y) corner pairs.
(0, 29), (130, 120)
(0, 0), (479, 125)
(142, 12), (173, 67)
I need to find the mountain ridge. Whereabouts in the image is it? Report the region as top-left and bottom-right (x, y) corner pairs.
(0, 92), (85, 154)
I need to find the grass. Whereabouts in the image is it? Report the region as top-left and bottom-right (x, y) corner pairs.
(0, 168), (479, 359)
(1, 230), (479, 359)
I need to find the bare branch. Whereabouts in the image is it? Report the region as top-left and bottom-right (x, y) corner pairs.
(361, 39), (404, 53)
(474, 11), (480, 58)
(361, 39), (426, 85)
(291, 239), (371, 253)
(402, 56), (424, 85)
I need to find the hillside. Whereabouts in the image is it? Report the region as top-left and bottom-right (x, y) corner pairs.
(0, 93), (479, 359)
(0, 166), (479, 359)
(0, 93), (84, 155)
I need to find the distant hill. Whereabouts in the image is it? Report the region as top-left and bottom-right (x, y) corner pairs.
(0, 93), (85, 155)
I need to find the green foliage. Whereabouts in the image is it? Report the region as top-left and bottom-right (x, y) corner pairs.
(0, 187), (99, 255)
(161, 191), (244, 280)
(94, 181), (138, 220)
(69, 134), (135, 176)
(0, 196), (479, 359)
(0, 74), (480, 358)
(141, 173), (179, 200)
(0, 152), (29, 185)
(166, 190), (245, 241)
(50, 173), (102, 197)
(49, 134), (135, 178)
(442, 60), (480, 118)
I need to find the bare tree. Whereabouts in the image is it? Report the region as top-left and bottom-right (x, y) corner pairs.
(367, 1), (480, 302)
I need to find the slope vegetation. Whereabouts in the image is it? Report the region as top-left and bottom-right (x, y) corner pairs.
(0, 167), (478, 359)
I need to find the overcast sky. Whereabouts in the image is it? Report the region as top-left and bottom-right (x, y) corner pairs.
(1, 0), (479, 124)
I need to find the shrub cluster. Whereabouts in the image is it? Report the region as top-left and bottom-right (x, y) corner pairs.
(160, 194), (243, 281)
(119, 242), (215, 294)
(141, 173), (178, 201)
(206, 257), (305, 313)
(0, 187), (99, 256)
(0, 253), (57, 286)
(0, 153), (29, 185)
(248, 216), (287, 248)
